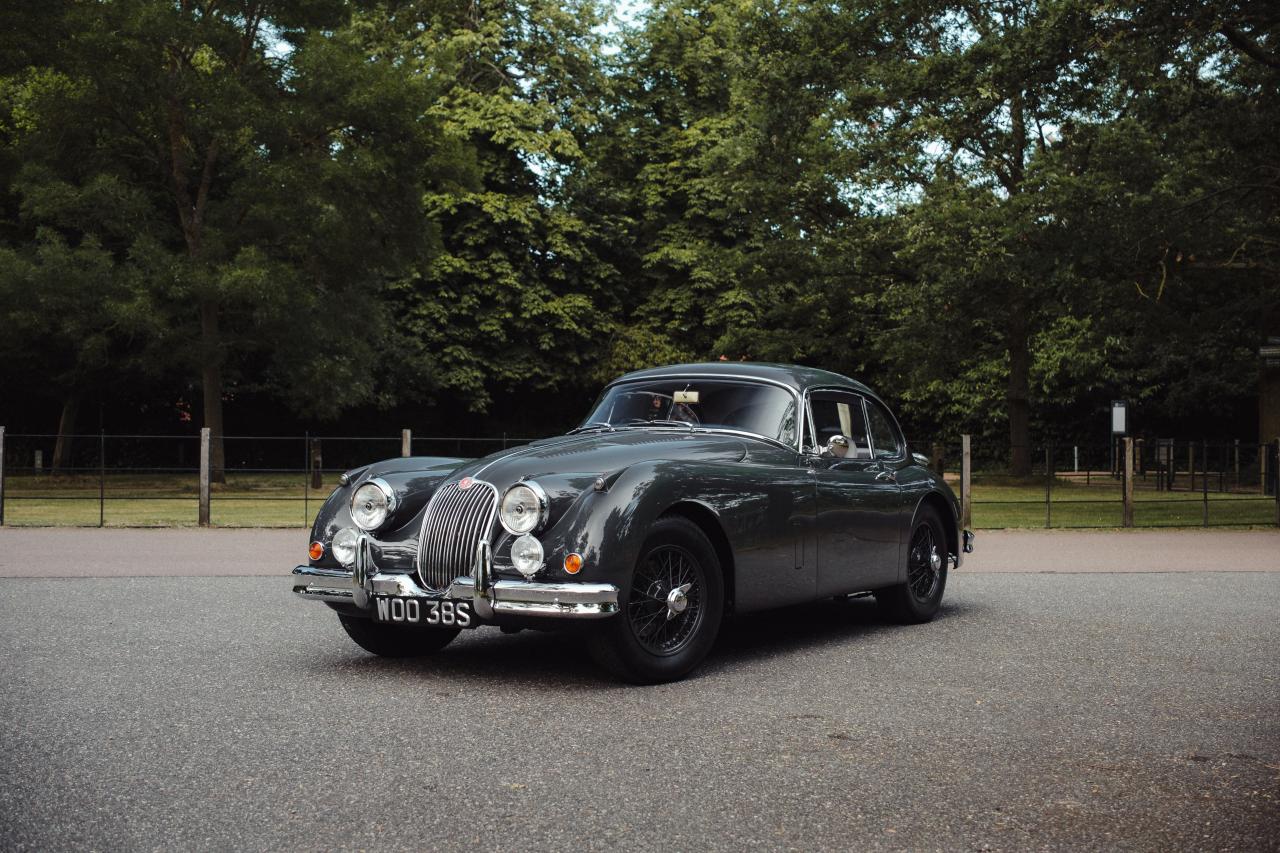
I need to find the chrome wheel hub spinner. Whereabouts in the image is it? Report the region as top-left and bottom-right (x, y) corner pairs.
(665, 583), (692, 621)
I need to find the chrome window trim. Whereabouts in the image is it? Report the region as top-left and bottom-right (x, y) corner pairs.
(802, 386), (876, 460)
(592, 374), (805, 452)
(862, 394), (908, 463)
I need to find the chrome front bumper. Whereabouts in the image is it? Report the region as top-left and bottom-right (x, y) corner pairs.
(291, 565), (620, 620)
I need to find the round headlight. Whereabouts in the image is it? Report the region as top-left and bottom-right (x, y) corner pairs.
(499, 481), (548, 535)
(351, 478), (396, 531)
(331, 527), (358, 567)
(510, 534), (544, 578)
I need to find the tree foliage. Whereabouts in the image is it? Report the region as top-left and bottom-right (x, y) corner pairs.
(1, 0), (1275, 469)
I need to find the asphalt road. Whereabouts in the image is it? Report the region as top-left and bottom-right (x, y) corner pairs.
(2, 569), (1278, 851)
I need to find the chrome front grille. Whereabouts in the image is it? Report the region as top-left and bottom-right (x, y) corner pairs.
(416, 479), (498, 592)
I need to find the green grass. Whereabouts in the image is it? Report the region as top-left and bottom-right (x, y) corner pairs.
(3, 473), (323, 528)
(2, 471), (1276, 529)
(970, 475), (1278, 528)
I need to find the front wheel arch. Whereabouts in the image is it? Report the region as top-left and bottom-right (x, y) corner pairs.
(659, 501), (736, 614)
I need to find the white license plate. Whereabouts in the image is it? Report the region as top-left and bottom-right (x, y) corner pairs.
(374, 596), (475, 628)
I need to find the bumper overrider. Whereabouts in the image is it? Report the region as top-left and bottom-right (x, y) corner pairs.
(292, 538), (619, 621)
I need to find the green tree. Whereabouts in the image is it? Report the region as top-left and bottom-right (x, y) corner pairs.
(1, 1), (443, 476)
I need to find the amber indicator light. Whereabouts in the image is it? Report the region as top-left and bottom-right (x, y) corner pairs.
(308, 541), (325, 561)
(563, 553), (583, 574)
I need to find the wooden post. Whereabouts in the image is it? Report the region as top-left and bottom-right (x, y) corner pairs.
(34, 449), (43, 474)
(1045, 445), (1052, 529)
(1201, 439), (1209, 527)
(930, 442), (944, 477)
(199, 427), (211, 527)
(1254, 440), (1264, 494)
(98, 430), (105, 528)
(302, 432), (309, 528)
(1188, 443), (1195, 492)
(401, 429), (412, 458)
(310, 437), (322, 489)
(961, 434), (972, 530)
(1123, 437), (1134, 527)
(0, 426), (6, 526)
(1274, 438), (1279, 526)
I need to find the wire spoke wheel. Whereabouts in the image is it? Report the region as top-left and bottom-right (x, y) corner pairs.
(906, 524), (942, 602)
(627, 544), (705, 656)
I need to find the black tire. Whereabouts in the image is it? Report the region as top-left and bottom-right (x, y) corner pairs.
(588, 516), (725, 684)
(337, 613), (460, 658)
(875, 505), (948, 624)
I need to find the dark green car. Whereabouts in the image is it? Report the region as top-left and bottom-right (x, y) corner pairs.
(292, 362), (973, 683)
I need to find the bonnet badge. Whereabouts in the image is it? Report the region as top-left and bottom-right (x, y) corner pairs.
(459, 477), (474, 490)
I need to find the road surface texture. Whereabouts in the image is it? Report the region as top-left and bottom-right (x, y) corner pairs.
(0, 529), (1278, 851)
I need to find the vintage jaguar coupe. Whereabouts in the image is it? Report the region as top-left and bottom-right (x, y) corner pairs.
(291, 362), (973, 683)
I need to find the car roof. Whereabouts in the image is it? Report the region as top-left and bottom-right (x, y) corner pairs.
(612, 362), (878, 398)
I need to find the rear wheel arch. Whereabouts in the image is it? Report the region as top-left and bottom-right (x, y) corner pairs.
(915, 491), (958, 562)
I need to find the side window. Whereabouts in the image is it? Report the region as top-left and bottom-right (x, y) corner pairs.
(808, 393), (870, 458)
(865, 399), (903, 460)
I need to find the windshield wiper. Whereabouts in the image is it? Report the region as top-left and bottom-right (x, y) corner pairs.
(570, 421), (614, 434)
(622, 418), (697, 431)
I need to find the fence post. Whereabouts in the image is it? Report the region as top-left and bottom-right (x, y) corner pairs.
(401, 429), (412, 458)
(34, 449), (42, 474)
(1045, 445), (1052, 529)
(1274, 438), (1279, 526)
(98, 430), (105, 528)
(1202, 439), (1209, 527)
(199, 427), (211, 527)
(1262, 443), (1269, 495)
(0, 425), (6, 526)
(303, 431), (309, 527)
(1188, 442), (1195, 492)
(1073, 445), (1078, 473)
(1234, 439), (1240, 489)
(1123, 437), (1134, 527)
(961, 435), (972, 530)
(310, 437), (322, 490)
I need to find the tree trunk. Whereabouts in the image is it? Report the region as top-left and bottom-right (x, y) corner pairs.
(1006, 296), (1032, 477)
(200, 300), (227, 483)
(1003, 91), (1032, 477)
(51, 394), (79, 471)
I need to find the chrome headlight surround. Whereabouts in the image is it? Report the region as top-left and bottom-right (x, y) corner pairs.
(499, 480), (549, 536)
(350, 477), (397, 531)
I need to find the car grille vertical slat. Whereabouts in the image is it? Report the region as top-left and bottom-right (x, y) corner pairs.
(416, 479), (499, 592)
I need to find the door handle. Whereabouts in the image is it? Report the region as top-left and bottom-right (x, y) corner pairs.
(875, 470), (896, 483)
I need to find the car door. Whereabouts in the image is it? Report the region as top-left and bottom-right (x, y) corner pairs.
(862, 394), (917, 578)
(807, 390), (903, 595)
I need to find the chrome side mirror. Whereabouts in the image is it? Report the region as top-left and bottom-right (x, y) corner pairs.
(823, 434), (850, 458)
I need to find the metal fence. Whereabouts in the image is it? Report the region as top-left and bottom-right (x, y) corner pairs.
(0, 427), (1277, 529)
(0, 427), (538, 528)
(916, 437), (1280, 529)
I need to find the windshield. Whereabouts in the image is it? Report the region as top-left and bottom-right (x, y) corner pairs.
(581, 379), (797, 446)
